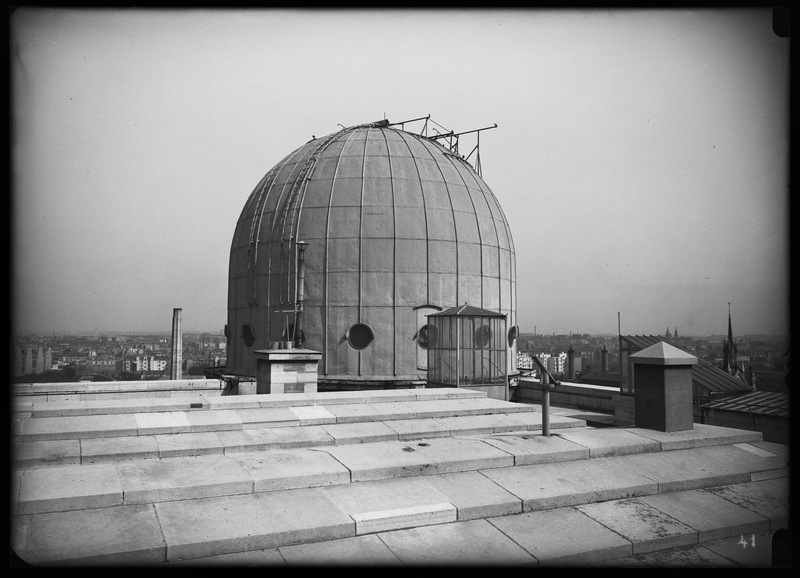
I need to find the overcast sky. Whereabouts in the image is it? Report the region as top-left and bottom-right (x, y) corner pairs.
(10, 7), (790, 338)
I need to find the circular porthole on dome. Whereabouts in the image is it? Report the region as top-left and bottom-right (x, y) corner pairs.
(416, 324), (436, 350)
(508, 326), (519, 347)
(241, 324), (256, 348)
(347, 323), (374, 350)
(474, 324), (492, 348)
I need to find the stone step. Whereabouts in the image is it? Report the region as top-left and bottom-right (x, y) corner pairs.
(11, 422), (780, 518)
(11, 395), (539, 443)
(11, 438), (790, 566)
(13, 411), (586, 469)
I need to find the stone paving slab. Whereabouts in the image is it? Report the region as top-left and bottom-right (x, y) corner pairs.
(480, 431), (590, 465)
(288, 405), (337, 425)
(134, 412), (192, 435)
(269, 425), (336, 448)
(321, 421), (400, 444)
(12, 504), (166, 567)
(16, 463), (124, 514)
(185, 410), (243, 432)
(705, 478), (791, 530)
(625, 423), (762, 450)
(155, 431), (225, 458)
(217, 428), (282, 453)
(321, 440), (440, 481)
(154, 487), (355, 562)
(376, 518), (535, 566)
(695, 442), (791, 480)
(577, 498), (699, 555)
(352, 502), (457, 534)
(608, 447), (752, 493)
(233, 407), (300, 428)
(12, 439), (82, 469)
(81, 435), (161, 464)
(326, 401), (418, 423)
(488, 506), (633, 565)
(409, 437), (515, 473)
(383, 417), (452, 440)
(278, 534), (401, 566)
(638, 488), (770, 542)
(555, 428), (662, 457)
(116, 454), (254, 505)
(233, 448), (351, 491)
(13, 414), (139, 441)
(426, 470), (523, 520)
(480, 456), (660, 511)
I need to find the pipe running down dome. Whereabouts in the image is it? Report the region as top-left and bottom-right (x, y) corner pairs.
(225, 119), (517, 384)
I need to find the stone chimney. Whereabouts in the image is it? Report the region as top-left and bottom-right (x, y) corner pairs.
(170, 308), (182, 380)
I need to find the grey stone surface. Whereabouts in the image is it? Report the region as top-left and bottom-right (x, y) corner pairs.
(116, 454), (254, 504)
(322, 439), (440, 481)
(608, 447), (751, 492)
(639, 488), (770, 542)
(627, 423), (762, 450)
(288, 405), (337, 425)
(480, 431), (590, 465)
(376, 519), (535, 566)
(16, 463), (123, 514)
(695, 442), (790, 478)
(481, 456), (659, 511)
(488, 507), (633, 565)
(81, 435), (160, 463)
(321, 421), (400, 444)
(12, 439), (82, 468)
(555, 427), (661, 457)
(270, 425), (336, 448)
(216, 428), (281, 453)
(383, 417), (451, 440)
(134, 412), (192, 435)
(185, 410), (243, 432)
(155, 431), (225, 458)
(233, 448), (351, 491)
(577, 498), (698, 554)
(426, 470), (523, 520)
(14, 414), (139, 441)
(232, 407), (299, 428)
(278, 534), (401, 566)
(409, 436), (515, 473)
(155, 488), (355, 562)
(705, 478), (791, 530)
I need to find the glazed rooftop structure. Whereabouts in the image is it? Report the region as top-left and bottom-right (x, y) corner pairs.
(226, 118), (517, 388)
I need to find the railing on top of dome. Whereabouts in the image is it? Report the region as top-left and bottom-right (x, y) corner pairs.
(385, 115), (498, 178)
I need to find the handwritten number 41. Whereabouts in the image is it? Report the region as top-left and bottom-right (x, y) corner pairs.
(738, 534), (756, 548)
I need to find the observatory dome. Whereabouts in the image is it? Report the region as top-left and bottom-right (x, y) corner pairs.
(226, 120), (517, 385)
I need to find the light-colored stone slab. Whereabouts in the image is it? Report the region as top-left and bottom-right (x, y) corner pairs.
(12, 439), (82, 468)
(488, 507), (633, 565)
(555, 427), (661, 457)
(27, 400), (88, 417)
(279, 534), (401, 566)
(202, 395), (263, 410)
(701, 530), (776, 567)
(14, 414), (139, 441)
(481, 457), (659, 511)
(480, 432), (589, 465)
(609, 447), (751, 493)
(352, 502), (456, 534)
(326, 402), (417, 423)
(322, 440), (439, 481)
(705, 477), (790, 530)
(696, 443), (790, 479)
(81, 435), (160, 464)
(233, 448), (351, 492)
(78, 398), (158, 415)
(233, 407), (299, 428)
(155, 488), (355, 561)
(321, 476), (452, 520)
(639, 488), (769, 542)
(427, 470), (523, 520)
(116, 454), (253, 504)
(321, 421), (399, 444)
(577, 498), (698, 554)
(270, 425), (336, 448)
(217, 428), (281, 453)
(289, 405), (337, 425)
(383, 418), (451, 440)
(412, 388), (485, 401)
(12, 504), (166, 566)
(377, 518), (534, 566)
(431, 415), (495, 436)
(155, 432), (225, 458)
(185, 410), (243, 432)
(163, 547), (286, 566)
(16, 463), (123, 514)
(625, 423), (762, 450)
(411, 437), (515, 473)
(135, 412), (192, 435)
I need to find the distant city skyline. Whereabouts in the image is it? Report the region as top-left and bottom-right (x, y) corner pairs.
(10, 8), (789, 338)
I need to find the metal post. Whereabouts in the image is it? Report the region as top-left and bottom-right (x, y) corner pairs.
(543, 385), (551, 437)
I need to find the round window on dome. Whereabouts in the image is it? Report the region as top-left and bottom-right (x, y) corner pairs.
(241, 324), (256, 348)
(508, 326), (519, 347)
(474, 324), (492, 348)
(347, 323), (374, 350)
(416, 324), (437, 350)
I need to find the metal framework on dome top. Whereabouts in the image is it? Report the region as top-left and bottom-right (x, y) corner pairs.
(345, 115), (497, 178)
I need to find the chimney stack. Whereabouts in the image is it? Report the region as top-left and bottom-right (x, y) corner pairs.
(171, 308), (182, 380)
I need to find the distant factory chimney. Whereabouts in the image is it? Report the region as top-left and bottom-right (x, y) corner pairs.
(567, 346), (575, 380)
(171, 308), (182, 380)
